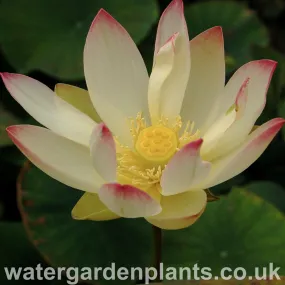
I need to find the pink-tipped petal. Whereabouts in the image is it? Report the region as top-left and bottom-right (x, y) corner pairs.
(7, 125), (103, 192)
(155, 0), (188, 55)
(216, 60), (277, 123)
(90, 123), (117, 183)
(201, 106), (236, 158)
(235, 77), (249, 120)
(202, 78), (251, 160)
(84, 9), (149, 147)
(201, 61), (277, 160)
(98, 183), (162, 218)
(180, 27), (225, 131)
(148, 32), (190, 124)
(200, 118), (285, 188)
(161, 139), (211, 196)
(1, 73), (95, 146)
(208, 65), (277, 161)
(146, 190), (206, 229)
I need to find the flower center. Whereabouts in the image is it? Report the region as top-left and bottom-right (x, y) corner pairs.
(115, 112), (201, 200)
(135, 125), (177, 164)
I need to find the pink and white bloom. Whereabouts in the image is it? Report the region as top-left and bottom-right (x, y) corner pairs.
(2, 0), (284, 230)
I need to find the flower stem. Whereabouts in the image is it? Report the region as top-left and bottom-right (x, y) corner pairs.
(152, 225), (162, 281)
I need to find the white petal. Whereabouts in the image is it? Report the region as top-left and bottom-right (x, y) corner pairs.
(7, 125), (104, 192)
(161, 139), (211, 196)
(200, 118), (285, 188)
(210, 60), (277, 130)
(201, 105), (236, 159)
(180, 27), (225, 131)
(90, 123), (116, 183)
(203, 60), (276, 160)
(154, 0), (188, 54)
(1, 73), (95, 146)
(98, 183), (162, 218)
(84, 9), (149, 146)
(148, 33), (190, 124)
(203, 78), (251, 160)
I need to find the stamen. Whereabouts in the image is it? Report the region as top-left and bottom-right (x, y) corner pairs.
(117, 112), (201, 192)
(128, 112), (147, 142)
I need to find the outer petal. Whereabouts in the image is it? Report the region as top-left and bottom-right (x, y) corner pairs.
(201, 104), (237, 159)
(55, 84), (101, 122)
(161, 139), (211, 196)
(200, 118), (285, 188)
(7, 125), (103, 192)
(1, 73), (95, 146)
(206, 61), (276, 160)
(148, 33), (190, 125)
(146, 207), (204, 230)
(90, 123), (116, 183)
(154, 0), (188, 55)
(84, 9), (149, 146)
(98, 183), (162, 218)
(146, 190), (206, 230)
(208, 60), (277, 133)
(202, 78), (250, 160)
(72, 192), (119, 221)
(180, 27), (225, 131)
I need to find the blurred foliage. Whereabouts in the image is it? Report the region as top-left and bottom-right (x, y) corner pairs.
(17, 164), (285, 284)
(18, 163), (153, 285)
(0, 104), (19, 147)
(0, 0), (159, 80)
(184, 1), (269, 72)
(1, 0), (285, 284)
(0, 222), (46, 284)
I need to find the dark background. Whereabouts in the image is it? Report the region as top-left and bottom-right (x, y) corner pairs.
(1, 0), (285, 284)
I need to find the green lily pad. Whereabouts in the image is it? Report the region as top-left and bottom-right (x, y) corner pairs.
(278, 100), (285, 141)
(245, 181), (285, 212)
(0, 0), (158, 80)
(18, 163), (285, 284)
(164, 188), (285, 277)
(0, 104), (20, 147)
(0, 222), (48, 284)
(184, 1), (269, 72)
(18, 163), (153, 285)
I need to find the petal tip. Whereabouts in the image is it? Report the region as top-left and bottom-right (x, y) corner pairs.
(184, 138), (203, 151)
(6, 125), (19, 137)
(97, 122), (112, 139)
(258, 59), (278, 76)
(250, 59), (277, 73)
(255, 118), (285, 145)
(198, 26), (223, 43)
(89, 8), (119, 33)
(271, 117), (285, 129)
(211, 26), (223, 41)
(167, 0), (184, 13)
(0, 72), (11, 82)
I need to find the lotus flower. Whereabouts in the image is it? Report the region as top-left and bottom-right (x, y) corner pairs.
(1, 0), (284, 230)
